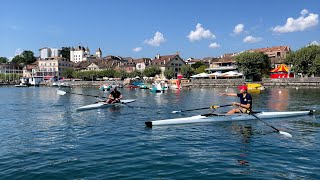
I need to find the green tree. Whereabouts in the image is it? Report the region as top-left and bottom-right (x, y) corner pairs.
(62, 68), (74, 78)
(0, 57), (8, 63)
(164, 69), (175, 79)
(285, 45), (320, 77)
(235, 52), (270, 80)
(143, 67), (161, 77)
(114, 70), (128, 80)
(11, 50), (35, 64)
(11, 56), (24, 64)
(61, 47), (71, 60)
(191, 61), (206, 69)
(21, 50), (36, 64)
(180, 65), (195, 79)
(195, 65), (208, 74)
(129, 70), (142, 78)
(309, 55), (320, 75)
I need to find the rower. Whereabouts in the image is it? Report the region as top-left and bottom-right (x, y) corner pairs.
(106, 87), (123, 104)
(219, 85), (252, 114)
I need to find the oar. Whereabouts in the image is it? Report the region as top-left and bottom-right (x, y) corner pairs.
(250, 113), (292, 138)
(57, 89), (102, 98)
(171, 104), (233, 113)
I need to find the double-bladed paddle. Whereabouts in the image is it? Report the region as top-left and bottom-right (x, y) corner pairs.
(171, 104), (233, 113)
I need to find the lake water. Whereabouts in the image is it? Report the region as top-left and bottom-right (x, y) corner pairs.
(0, 86), (320, 179)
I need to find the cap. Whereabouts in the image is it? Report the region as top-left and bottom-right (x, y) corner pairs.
(238, 85), (247, 91)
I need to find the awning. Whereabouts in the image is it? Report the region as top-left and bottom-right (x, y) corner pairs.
(190, 73), (210, 78)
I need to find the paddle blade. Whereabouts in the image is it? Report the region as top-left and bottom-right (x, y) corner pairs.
(279, 131), (292, 138)
(57, 90), (66, 95)
(171, 111), (181, 114)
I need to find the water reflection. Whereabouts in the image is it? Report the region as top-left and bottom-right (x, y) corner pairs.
(232, 124), (253, 174)
(268, 88), (289, 111)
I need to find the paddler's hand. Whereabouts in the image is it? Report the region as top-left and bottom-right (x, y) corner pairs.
(233, 102), (239, 106)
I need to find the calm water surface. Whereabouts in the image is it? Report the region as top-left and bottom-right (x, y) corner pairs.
(0, 86), (319, 179)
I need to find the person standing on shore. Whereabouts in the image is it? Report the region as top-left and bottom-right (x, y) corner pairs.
(219, 85), (252, 114)
(106, 87), (123, 104)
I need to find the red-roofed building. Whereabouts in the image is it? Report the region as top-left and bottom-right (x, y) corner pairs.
(248, 46), (291, 67)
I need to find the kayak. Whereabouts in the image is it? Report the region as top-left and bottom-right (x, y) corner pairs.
(76, 99), (137, 111)
(145, 110), (314, 127)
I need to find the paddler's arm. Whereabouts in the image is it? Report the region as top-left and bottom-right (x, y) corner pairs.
(219, 93), (237, 97)
(108, 93), (114, 99)
(233, 102), (250, 109)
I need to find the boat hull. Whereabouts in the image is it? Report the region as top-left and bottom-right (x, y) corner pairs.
(76, 99), (137, 111)
(145, 110), (313, 127)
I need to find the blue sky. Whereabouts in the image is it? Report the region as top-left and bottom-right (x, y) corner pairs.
(0, 0), (319, 60)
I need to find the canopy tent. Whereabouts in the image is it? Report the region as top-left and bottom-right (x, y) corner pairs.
(208, 72), (222, 79)
(190, 73), (210, 78)
(220, 71), (244, 78)
(270, 64), (294, 78)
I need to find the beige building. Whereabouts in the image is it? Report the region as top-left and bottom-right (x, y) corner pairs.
(134, 58), (152, 71)
(37, 57), (75, 79)
(151, 53), (186, 78)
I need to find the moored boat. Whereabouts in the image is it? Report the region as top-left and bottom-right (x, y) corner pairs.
(145, 110), (314, 127)
(76, 99), (137, 111)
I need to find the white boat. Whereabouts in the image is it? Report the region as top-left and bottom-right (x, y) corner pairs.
(76, 99), (137, 111)
(15, 83), (29, 87)
(145, 110), (314, 127)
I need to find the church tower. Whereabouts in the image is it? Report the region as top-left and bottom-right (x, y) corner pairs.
(95, 47), (102, 58)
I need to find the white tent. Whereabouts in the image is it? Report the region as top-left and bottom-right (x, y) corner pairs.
(190, 73), (210, 78)
(208, 72), (222, 79)
(220, 71), (244, 78)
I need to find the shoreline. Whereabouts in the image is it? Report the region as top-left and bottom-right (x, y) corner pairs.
(1, 77), (320, 88)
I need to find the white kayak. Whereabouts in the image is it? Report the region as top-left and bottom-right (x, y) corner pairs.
(76, 99), (137, 111)
(145, 110), (314, 127)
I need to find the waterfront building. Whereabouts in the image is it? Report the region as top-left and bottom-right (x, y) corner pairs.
(75, 58), (120, 71)
(151, 53), (186, 78)
(185, 57), (210, 66)
(134, 58), (152, 71)
(22, 61), (38, 77)
(205, 53), (238, 74)
(39, 47), (61, 59)
(70, 46), (103, 63)
(37, 57), (75, 80)
(120, 62), (136, 73)
(0, 63), (23, 82)
(248, 46), (291, 68)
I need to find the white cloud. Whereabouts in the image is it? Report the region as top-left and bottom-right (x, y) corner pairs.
(144, 31), (166, 46)
(301, 9), (309, 16)
(243, 36), (262, 43)
(209, 42), (220, 49)
(132, 47), (142, 52)
(310, 41), (319, 46)
(272, 9), (319, 33)
(187, 23), (216, 42)
(233, 24), (244, 34)
(15, 48), (23, 56)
